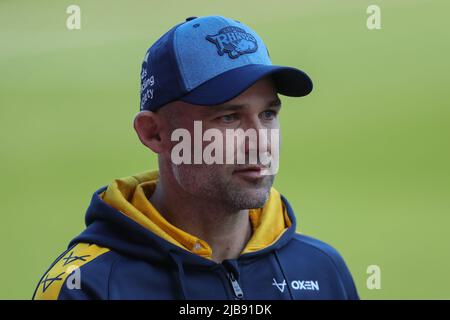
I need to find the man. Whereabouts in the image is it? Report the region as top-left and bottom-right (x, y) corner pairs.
(33, 15), (359, 300)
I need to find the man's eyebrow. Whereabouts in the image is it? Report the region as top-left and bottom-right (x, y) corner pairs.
(267, 98), (282, 109)
(209, 97), (282, 113)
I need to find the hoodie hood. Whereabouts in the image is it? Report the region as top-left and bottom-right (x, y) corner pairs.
(70, 170), (298, 267)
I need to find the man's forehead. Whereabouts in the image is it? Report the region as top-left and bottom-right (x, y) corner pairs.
(211, 96), (281, 112)
(173, 96), (281, 120)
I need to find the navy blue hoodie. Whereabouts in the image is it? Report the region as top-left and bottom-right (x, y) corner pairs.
(33, 170), (359, 300)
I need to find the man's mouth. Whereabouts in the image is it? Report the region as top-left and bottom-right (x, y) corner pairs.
(232, 165), (266, 179)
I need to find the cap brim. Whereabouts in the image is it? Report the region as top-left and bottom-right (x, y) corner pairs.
(180, 64), (313, 106)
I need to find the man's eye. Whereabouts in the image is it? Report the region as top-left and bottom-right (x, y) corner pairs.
(219, 113), (238, 123)
(261, 110), (278, 120)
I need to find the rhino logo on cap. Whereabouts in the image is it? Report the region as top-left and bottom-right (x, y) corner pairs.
(206, 26), (258, 59)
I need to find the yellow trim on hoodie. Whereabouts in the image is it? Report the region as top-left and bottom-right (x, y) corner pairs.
(101, 170), (292, 260)
(34, 243), (110, 300)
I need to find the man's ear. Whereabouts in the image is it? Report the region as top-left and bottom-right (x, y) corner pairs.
(133, 111), (165, 153)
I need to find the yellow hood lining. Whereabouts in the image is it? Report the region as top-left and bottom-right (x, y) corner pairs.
(101, 170), (292, 260)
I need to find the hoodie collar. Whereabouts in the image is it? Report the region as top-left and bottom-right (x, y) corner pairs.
(100, 170), (292, 260)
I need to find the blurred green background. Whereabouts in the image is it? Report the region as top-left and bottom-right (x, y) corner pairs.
(1, 0), (449, 299)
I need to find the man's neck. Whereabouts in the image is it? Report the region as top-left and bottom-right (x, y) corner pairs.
(149, 175), (253, 263)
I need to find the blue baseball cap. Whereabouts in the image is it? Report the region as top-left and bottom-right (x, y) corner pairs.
(140, 15), (313, 112)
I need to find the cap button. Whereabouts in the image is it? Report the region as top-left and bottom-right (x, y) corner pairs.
(185, 16), (197, 22)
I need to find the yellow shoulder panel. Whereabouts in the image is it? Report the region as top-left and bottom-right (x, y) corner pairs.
(34, 243), (110, 300)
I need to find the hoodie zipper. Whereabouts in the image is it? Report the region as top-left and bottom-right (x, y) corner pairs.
(227, 271), (244, 300)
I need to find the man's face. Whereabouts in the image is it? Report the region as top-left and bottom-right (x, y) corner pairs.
(163, 76), (281, 210)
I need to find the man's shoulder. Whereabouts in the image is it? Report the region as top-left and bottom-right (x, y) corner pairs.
(278, 232), (359, 299)
(289, 233), (348, 264)
(33, 243), (120, 300)
(283, 232), (353, 273)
